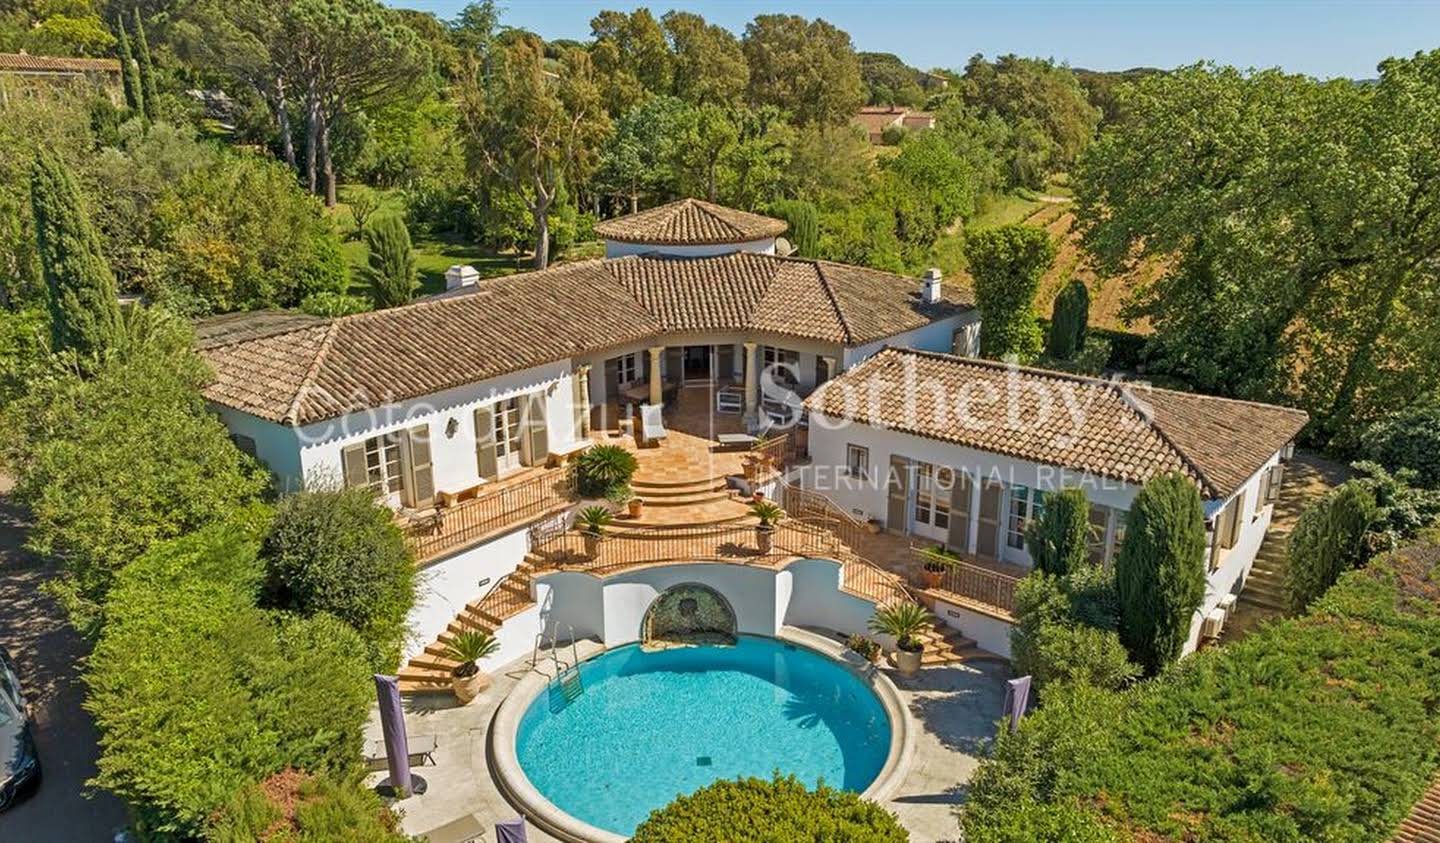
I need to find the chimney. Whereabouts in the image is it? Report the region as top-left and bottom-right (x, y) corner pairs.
(921, 268), (942, 304)
(445, 264), (479, 291)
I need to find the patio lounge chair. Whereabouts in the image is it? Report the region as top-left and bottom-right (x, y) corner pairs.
(363, 733), (438, 772)
(639, 403), (667, 446)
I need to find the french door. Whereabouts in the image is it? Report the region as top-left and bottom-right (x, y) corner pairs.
(493, 397), (523, 474)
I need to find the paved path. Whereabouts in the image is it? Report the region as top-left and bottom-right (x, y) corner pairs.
(0, 480), (128, 841)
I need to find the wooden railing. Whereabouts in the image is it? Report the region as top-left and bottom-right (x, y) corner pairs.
(912, 546), (1020, 615)
(408, 471), (573, 561)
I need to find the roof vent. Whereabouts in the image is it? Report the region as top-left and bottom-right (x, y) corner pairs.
(445, 264), (479, 291)
(921, 268), (942, 304)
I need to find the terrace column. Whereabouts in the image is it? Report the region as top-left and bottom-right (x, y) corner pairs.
(576, 364), (592, 436)
(967, 474), (983, 556)
(743, 341), (759, 416)
(648, 346), (665, 406)
(820, 355), (837, 385)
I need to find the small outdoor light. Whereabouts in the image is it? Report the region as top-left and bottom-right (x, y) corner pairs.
(445, 417), (459, 438)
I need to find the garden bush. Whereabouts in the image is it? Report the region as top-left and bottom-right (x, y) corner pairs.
(965, 542), (1440, 842)
(1361, 392), (1440, 489)
(1114, 472), (1206, 674)
(631, 774), (908, 843)
(260, 486), (417, 671)
(1285, 481), (1378, 613)
(358, 212), (418, 308)
(209, 769), (411, 842)
(86, 517), (376, 838)
(1025, 487), (1090, 576)
(1046, 278), (1090, 360)
(1011, 565), (1132, 691)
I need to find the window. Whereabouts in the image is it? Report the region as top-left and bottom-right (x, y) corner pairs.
(363, 433), (404, 495)
(1112, 509), (1128, 557)
(229, 433), (257, 458)
(1087, 504), (1111, 564)
(1006, 485), (1045, 550)
(616, 352), (641, 385)
(762, 345), (800, 384)
(845, 444), (869, 478)
(914, 463), (953, 530)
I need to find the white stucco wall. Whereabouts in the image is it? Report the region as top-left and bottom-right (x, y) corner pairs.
(932, 599), (1015, 658)
(841, 310), (980, 370)
(212, 406), (306, 492)
(404, 527), (533, 661)
(603, 238), (777, 259)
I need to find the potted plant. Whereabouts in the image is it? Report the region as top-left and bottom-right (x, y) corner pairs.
(847, 633), (881, 664)
(750, 500), (785, 553)
(573, 444), (639, 501)
(577, 505), (614, 557)
(442, 629), (501, 704)
(627, 496), (644, 519)
(921, 547), (950, 589)
(868, 602), (933, 677)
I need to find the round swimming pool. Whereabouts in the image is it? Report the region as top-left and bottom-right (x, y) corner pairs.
(513, 635), (893, 837)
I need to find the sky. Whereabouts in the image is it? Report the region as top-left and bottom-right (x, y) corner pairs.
(392, 0), (1440, 80)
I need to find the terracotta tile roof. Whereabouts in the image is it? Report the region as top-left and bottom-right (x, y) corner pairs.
(1394, 776), (1440, 843)
(805, 348), (1308, 501)
(593, 198), (787, 245)
(201, 254), (971, 426)
(194, 310), (324, 350)
(0, 53), (120, 73)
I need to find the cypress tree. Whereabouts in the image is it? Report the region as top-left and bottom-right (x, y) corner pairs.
(133, 10), (159, 123)
(1024, 487), (1091, 577)
(360, 213), (418, 308)
(1115, 472), (1207, 675)
(1283, 482), (1377, 613)
(1047, 278), (1090, 360)
(30, 149), (122, 357)
(769, 199), (819, 258)
(967, 223), (1055, 363)
(114, 17), (143, 115)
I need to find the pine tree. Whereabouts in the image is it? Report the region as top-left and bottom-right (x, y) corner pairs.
(1114, 472), (1207, 675)
(1047, 278), (1090, 360)
(115, 17), (143, 116)
(1024, 487), (1091, 577)
(30, 149), (121, 358)
(360, 214), (417, 308)
(133, 10), (159, 124)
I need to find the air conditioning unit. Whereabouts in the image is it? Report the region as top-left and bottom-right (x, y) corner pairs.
(1217, 594), (1238, 615)
(1200, 607), (1226, 640)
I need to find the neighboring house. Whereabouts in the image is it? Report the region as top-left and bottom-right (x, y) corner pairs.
(853, 105), (937, 144)
(802, 347), (1308, 655)
(0, 52), (121, 106)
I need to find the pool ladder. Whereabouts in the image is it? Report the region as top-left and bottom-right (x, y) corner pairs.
(532, 624), (581, 675)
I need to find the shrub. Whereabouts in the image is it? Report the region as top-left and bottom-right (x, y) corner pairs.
(260, 486), (417, 671)
(300, 291), (373, 317)
(1025, 487), (1090, 576)
(1046, 278), (1090, 360)
(967, 224), (1055, 363)
(1284, 481), (1378, 613)
(572, 443), (638, 501)
(1114, 472), (1206, 675)
(963, 799), (1122, 843)
(1361, 392), (1440, 489)
(1010, 573), (1070, 680)
(210, 769), (410, 842)
(1033, 624), (1139, 691)
(86, 518), (375, 837)
(1011, 567), (1131, 691)
(359, 213), (418, 308)
(631, 774), (908, 843)
(964, 543), (1440, 842)
(769, 198), (819, 257)
(1350, 460), (1440, 553)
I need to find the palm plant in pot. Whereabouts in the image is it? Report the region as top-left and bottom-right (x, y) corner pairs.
(442, 629), (501, 704)
(573, 444), (638, 500)
(750, 500), (784, 553)
(868, 602), (933, 677)
(577, 505), (614, 557)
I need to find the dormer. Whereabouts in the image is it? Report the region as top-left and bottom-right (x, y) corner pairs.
(594, 198), (788, 259)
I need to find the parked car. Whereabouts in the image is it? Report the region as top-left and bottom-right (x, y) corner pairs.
(0, 646), (39, 810)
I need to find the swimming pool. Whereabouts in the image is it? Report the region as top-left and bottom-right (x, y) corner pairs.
(512, 635), (893, 837)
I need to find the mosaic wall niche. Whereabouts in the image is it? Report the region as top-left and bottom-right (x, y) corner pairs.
(641, 583), (737, 648)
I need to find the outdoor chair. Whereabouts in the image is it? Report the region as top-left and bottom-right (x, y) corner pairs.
(639, 403), (668, 446)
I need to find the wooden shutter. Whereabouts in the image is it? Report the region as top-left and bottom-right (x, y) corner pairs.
(947, 470), (973, 554)
(404, 424), (435, 507)
(975, 480), (1003, 560)
(717, 344), (735, 380)
(886, 455), (911, 532)
(523, 393), (549, 466)
(474, 406), (498, 481)
(1267, 463), (1285, 502)
(341, 443), (368, 489)
(571, 374), (587, 440)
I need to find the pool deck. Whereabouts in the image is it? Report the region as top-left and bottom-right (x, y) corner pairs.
(367, 630), (1009, 843)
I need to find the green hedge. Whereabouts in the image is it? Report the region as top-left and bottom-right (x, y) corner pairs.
(631, 775), (908, 843)
(963, 541), (1440, 842)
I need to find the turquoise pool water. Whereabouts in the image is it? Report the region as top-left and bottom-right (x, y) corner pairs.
(514, 636), (891, 836)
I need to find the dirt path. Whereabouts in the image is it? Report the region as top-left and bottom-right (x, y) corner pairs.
(0, 478), (128, 840)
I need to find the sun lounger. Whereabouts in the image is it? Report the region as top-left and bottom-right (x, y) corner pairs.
(639, 403), (667, 446)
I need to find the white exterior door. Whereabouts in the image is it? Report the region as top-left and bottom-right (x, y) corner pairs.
(493, 397), (523, 474)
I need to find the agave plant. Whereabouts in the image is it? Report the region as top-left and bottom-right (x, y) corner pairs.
(749, 500), (785, 528)
(868, 602), (933, 653)
(573, 444), (639, 500)
(442, 629), (500, 678)
(577, 505), (616, 536)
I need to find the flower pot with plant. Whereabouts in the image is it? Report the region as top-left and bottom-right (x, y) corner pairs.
(442, 629), (501, 704)
(750, 500), (784, 553)
(577, 505), (614, 557)
(868, 602), (933, 677)
(847, 633), (881, 664)
(573, 444), (639, 502)
(921, 547), (951, 589)
(627, 497), (644, 519)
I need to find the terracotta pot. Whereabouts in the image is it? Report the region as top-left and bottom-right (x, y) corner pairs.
(627, 498), (644, 518)
(451, 667), (490, 704)
(865, 520), (882, 535)
(583, 531), (602, 557)
(756, 525), (774, 553)
(922, 568), (944, 589)
(752, 490), (766, 503)
(893, 645), (923, 677)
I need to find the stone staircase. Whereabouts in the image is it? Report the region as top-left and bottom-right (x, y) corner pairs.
(1239, 557), (1288, 613)
(612, 472), (752, 531)
(914, 625), (999, 666)
(397, 560), (539, 694)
